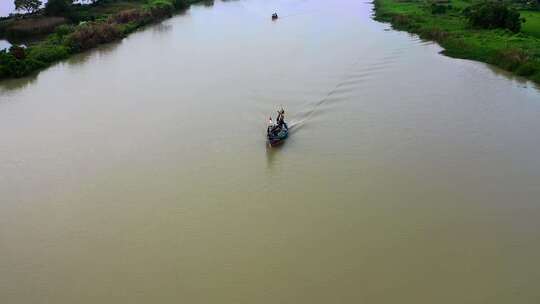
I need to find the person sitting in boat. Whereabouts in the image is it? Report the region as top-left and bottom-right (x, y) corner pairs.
(267, 116), (275, 134)
(268, 116), (280, 135)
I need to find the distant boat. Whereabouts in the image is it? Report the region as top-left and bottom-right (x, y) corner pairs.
(272, 13), (278, 20)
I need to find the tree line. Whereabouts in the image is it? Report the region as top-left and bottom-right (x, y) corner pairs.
(14, 0), (99, 15)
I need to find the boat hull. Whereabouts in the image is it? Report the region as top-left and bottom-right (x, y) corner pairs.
(267, 128), (288, 146)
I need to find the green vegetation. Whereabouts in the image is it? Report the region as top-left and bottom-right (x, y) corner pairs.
(15, 0), (42, 14)
(0, 1), (137, 39)
(463, 1), (523, 32)
(2, 16), (67, 39)
(44, 0), (74, 17)
(374, 0), (540, 84)
(0, 0), (207, 79)
(521, 10), (540, 37)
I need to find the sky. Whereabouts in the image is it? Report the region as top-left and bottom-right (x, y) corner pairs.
(0, 1), (15, 17)
(0, 1), (85, 17)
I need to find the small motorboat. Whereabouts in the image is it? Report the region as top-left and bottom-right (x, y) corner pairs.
(272, 13), (278, 20)
(267, 108), (288, 146)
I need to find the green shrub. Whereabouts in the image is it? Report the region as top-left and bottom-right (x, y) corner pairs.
(392, 14), (412, 27)
(532, 72), (540, 83)
(493, 48), (530, 70)
(55, 24), (75, 36)
(148, 0), (174, 9)
(0, 0), (198, 80)
(515, 62), (537, 76)
(23, 58), (47, 72)
(431, 3), (449, 15)
(4, 17), (67, 39)
(0, 50), (46, 78)
(28, 44), (70, 63)
(147, 0), (175, 18)
(421, 27), (449, 42)
(110, 9), (151, 24)
(41, 24), (75, 44)
(463, 1), (522, 32)
(117, 22), (141, 35)
(0, 53), (26, 77)
(0, 33), (72, 79)
(66, 22), (124, 52)
(9, 45), (27, 60)
(172, 0), (189, 9)
(45, 0), (73, 17)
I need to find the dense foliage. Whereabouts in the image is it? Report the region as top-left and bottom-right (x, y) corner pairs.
(0, 0), (195, 79)
(15, 0), (43, 14)
(374, 0), (540, 84)
(431, 2), (451, 15)
(45, 0), (74, 16)
(463, 1), (523, 32)
(3, 17), (67, 39)
(66, 22), (122, 51)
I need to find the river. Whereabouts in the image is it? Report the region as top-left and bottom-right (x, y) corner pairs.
(1, 0), (540, 303)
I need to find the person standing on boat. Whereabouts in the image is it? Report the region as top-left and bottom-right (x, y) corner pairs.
(276, 109), (287, 129)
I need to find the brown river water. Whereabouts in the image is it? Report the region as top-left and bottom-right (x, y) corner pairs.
(1, 0), (540, 303)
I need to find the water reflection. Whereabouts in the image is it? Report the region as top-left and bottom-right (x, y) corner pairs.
(198, 0), (216, 7)
(0, 73), (38, 95)
(265, 141), (283, 170)
(65, 40), (120, 66)
(484, 62), (540, 89)
(152, 22), (173, 35)
(0, 40), (120, 94)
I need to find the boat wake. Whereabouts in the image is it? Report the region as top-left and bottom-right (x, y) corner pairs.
(289, 46), (405, 132)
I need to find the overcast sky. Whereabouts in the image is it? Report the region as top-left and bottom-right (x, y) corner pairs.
(0, 1), (15, 17)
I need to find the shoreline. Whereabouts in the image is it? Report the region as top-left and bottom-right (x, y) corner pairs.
(0, 0), (208, 80)
(372, 0), (540, 84)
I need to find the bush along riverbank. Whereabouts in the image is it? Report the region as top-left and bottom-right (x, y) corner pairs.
(373, 0), (540, 84)
(0, 0), (205, 79)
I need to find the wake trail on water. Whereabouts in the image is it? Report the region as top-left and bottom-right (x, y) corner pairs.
(277, 10), (321, 19)
(288, 47), (405, 133)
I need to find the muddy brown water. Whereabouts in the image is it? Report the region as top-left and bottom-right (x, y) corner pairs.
(1, 0), (540, 303)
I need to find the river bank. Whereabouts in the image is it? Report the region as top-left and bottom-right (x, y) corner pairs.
(373, 0), (540, 84)
(0, 0), (207, 80)
(0, 1), (134, 39)
(2, 1), (540, 302)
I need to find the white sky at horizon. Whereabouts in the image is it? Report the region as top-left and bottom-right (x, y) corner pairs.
(0, 1), (16, 17)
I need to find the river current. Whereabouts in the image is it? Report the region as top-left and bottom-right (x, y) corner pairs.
(1, 0), (540, 303)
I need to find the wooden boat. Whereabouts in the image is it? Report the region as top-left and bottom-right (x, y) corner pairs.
(267, 124), (288, 146)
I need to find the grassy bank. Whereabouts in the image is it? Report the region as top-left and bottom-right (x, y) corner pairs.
(521, 10), (540, 37)
(0, 0), (207, 79)
(1, 16), (68, 39)
(373, 0), (540, 84)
